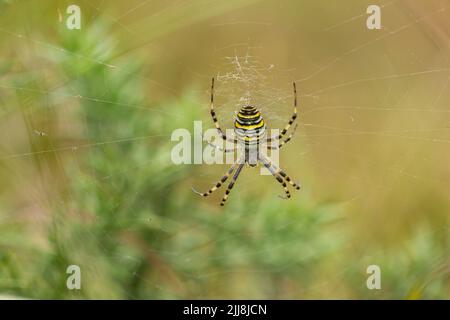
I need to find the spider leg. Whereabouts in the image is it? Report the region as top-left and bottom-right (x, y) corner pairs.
(267, 81), (298, 143)
(261, 155), (301, 190)
(207, 141), (235, 153)
(260, 157), (291, 199)
(210, 77), (238, 144)
(267, 123), (298, 150)
(220, 163), (245, 206)
(192, 162), (238, 197)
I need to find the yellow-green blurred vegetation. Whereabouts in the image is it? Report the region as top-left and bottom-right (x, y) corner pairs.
(0, 0), (449, 299)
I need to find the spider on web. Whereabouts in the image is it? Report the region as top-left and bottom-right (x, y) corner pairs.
(192, 77), (301, 206)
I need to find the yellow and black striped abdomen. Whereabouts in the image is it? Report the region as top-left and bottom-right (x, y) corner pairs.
(234, 106), (266, 145)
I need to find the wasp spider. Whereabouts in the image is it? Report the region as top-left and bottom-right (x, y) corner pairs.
(192, 78), (301, 206)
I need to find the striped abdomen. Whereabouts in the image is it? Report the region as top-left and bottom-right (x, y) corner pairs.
(234, 106), (266, 146)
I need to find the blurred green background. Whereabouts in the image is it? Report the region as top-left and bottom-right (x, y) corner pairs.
(0, 0), (449, 299)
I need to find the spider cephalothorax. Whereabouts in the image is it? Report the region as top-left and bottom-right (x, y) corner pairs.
(192, 78), (301, 206)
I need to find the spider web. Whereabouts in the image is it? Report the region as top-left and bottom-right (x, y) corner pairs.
(0, 0), (449, 299)
(212, 50), (297, 129)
